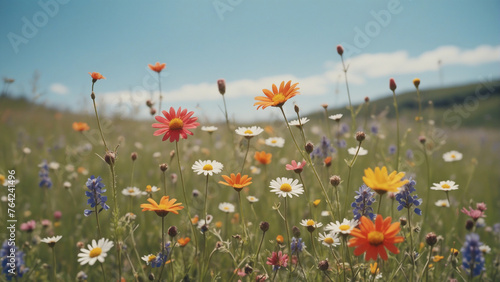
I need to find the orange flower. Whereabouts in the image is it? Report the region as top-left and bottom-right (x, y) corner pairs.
(140, 196), (184, 217)
(254, 80), (300, 110)
(148, 62), (166, 73)
(219, 173), (252, 192)
(191, 215), (199, 225)
(254, 151), (272, 165)
(323, 156), (332, 167)
(72, 122), (90, 132)
(348, 214), (404, 261)
(276, 235), (284, 244)
(88, 72), (105, 81)
(177, 237), (191, 247)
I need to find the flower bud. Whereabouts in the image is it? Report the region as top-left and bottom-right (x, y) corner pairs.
(399, 217), (407, 226)
(294, 104), (300, 113)
(305, 142), (314, 154)
(425, 232), (437, 246)
(292, 226), (301, 238)
(90, 92), (95, 100)
(150, 108), (157, 116)
(355, 131), (366, 142)
(330, 175), (341, 187)
(465, 219), (474, 231)
(389, 78), (397, 91)
(260, 221), (269, 232)
(318, 260), (329, 271)
(148, 273), (155, 281)
(105, 151), (116, 165)
(413, 78), (420, 88)
(336, 45), (344, 56)
(76, 241), (84, 249)
(217, 79), (226, 95)
(321, 103), (328, 109)
(244, 264), (253, 274)
(131, 152), (137, 161)
(364, 96), (370, 103)
(418, 136), (426, 144)
(168, 226), (178, 237)
(146, 100), (153, 108)
(216, 241), (224, 249)
(160, 163), (168, 172)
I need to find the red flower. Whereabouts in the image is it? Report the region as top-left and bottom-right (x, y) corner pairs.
(148, 62), (166, 73)
(266, 251), (288, 270)
(285, 160), (306, 174)
(88, 72), (105, 81)
(348, 215), (404, 261)
(152, 107), (200, 142)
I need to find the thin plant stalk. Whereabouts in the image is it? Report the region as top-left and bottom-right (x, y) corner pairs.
(343, 141), (363, 218)
(94, 202), (102, 238)
(407, 207), (416, 282)
(157, 72), (163, 114)
(203, 175), (210, 264)
(100, 262), (107, 282)
(391, 88), (401, 171)
(283, 197), (292, 267)
(91, 82), (109, 152)
(254, 231), (266, 264)
(240, 138), (251, 173)
(51, 246), (57, 281)
(162, 171), (167, 195)
(309, 232), (319, 263)
(298, 173), (313, 218)
(238, 192), (250, 244)
(157, 216), (166, 282)
(340, 54), (356, 132)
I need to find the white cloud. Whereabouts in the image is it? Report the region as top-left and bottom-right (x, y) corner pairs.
(50, 83), (69, 95)
(99, 44), (500, 106)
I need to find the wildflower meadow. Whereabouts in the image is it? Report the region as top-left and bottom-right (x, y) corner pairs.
(1, 47), (500, 282)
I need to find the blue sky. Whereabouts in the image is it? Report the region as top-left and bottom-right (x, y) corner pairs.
(1, 0), (499, 123)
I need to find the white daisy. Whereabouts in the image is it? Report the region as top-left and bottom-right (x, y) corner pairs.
(134, 142), (143, 149)
(442, 150), (463, 162)
(479, 245), (491, 254)
(192, 160), (223, 176)
(269, 177), (304, 198)
(142, 185), (161, 195)
(121, 187), (142, 196)
(321, 211), (331, 217)
(48, 162), (60, 170)
(141, 254), (157, 265)
(325, 218), (358, 235)
(40, 235), (62, 246)
(317, 232), (341, 247)
(197, 215), (213, 229)
(201, 126), (218, 133)
(329, 114), (343, 121)
(250, 166), (261, 175)
(288, 117), (310, 127)
(22, 147), (31, 154)
(300, 219), (323, 230)
(434, 199), (450, 207)
(65, 164), (75, 172)
(265, 137), (285, 148)
(63, 181), (71, 189)
(152, 152), (161, 158)
(246, 196), (259, 203)
(77, 238), (114, 265)
(431, 180), (459, 191)
(218, 202), (235, 213)
(235, 126), (264, 138)
(348, 146), (368, 156)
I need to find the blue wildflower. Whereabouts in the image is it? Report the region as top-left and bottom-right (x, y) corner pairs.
(311, 136), (335, 159)
(351, 184), (376, 220)
(151, 252), (167, 268)
(461, 233), (485, 277)
(337, 139), (347, 148)
(370, 125), (379, 135)
(340, 123), (349, 134)
(395, 178), (422, 216)
(83, 175), (110, 216)
(1, 241), (29, 280)
(290, 237), (306, 254)
(388, 145), (396, 155)
(38, 160), (52, 188)
(406, 149), (414, 160)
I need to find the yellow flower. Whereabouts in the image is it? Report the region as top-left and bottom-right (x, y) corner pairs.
(313, 199), (321, 207)
(363, 166), (408, 195)
(432, 255), (444, 262)
(370, 262), (379, 275)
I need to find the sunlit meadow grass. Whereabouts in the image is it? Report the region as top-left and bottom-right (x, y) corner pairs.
(0, 68), (499, 282)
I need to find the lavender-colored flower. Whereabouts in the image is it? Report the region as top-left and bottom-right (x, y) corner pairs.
(1, 240), (29, 280)
(311, 136), (335, 159)
(406, 149), (414, 160)
(461, 233), (485, 277)
(38, 160), (52, 189)
(340, 123), (349, 134)
(370, 125), (379, 135)
(395, 178), (422, 216)
(388, 145), (396, 155)
(290, 237), (306, 254)
(493, 223), (500, 235)
(83, 175), (109, 216)
(351, 184), (376, 220)
(337, 139), (347, 148)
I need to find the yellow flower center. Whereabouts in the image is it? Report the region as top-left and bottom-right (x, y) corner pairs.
(0, 175), (5, 183)
(146, 185), (152, 192)
(280, 183), (292, 192)
(441, 184), (450, 189)
(271, 140), (277, 144)
(339, 224), (350, 231)
(89, 247), (102, 258)
(244, 130), (253, 134)
(367, 231), (385, 246)
(324, 237), (334, 245)
(158, 204), (168, 210)
(272, 93), (286, 105)
(128, 188), (135, 193)
(306, 220), (315, 226)
(203, 164), (213, 171)
(441, 202), (448, 207)
(148, 255), (157, 262)
(169, 118), (184, 130)
(451, 154), (455, 159)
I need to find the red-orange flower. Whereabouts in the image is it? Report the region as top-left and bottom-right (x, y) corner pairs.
(148, 62), (166, 73)
(254, 80), (300, 110)
(152, 107), (200, 142)
(177, 237), (191, 247)
(72, 122), (90, 132)
(348, 215), (404, 261)
(254, 151), (272, 165)
(88, 72), (105, 81)
(219, 173), (252, 192)
(140, 196), (184, 217)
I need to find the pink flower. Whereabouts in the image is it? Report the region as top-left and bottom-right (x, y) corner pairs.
(476, 202), (487, 212)
(285, 160), (306, 174)
(54, 211), (62, 220)
(20, 220), (36, 232)
(152, 107), (200, 142)
(41, 219), (51, 228)
(266, 251), (288, 270)
(461, 207), (485, 221)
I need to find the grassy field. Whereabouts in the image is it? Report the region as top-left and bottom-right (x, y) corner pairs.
(0, 78), (499, 281)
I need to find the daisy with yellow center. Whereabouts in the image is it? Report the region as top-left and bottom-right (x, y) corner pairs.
(77, 238), (114, 266)
(318, 232), (341, 247)
(288, 117), (310, 127)
(121, 187), (142, 196)
(141, 254), (157, 265)
(192, 160), (224, 176)
(254, 80), (300, 109)
(235, 126), (264, 139)
(218, 202), (235, 213)
(246, 196), (259, 203)
(269, 177), (304, 198)
(201, 125), (218, 133)
(300, 219), (323, 233)
(442, 150), (463, 162)
(264, 137), (285, 148)
(431, 180), (459, 191)
(434, 199), (450, 207)
(142, 185), (160, 195)
(325, 218), (358, 235)
(363, 166), (408, 195)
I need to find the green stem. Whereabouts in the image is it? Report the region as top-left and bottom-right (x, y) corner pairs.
(284, 197), (292, 267)
(240, 138), (251, 174)
(52, 246), (57, 282)
(90, 83), (109, 152)
(222, 94), (235, 146)
(408, 207), (415, 282)
(100, 262), (107, 282)
(309, 232), (319, 263)
(298, 173), (313, 218)
(157, 216), (166, 282)
(377, 194), (384, 215)
(340, 55), (356, 132)
(254, 231), (266, 264)
(94, 193), (102, 238)
(157, 72), (163, 113)
(130, 226), (147, 279)
(391, 89), (401, 171)
(422, 143), (432, 222)
(238, 192), (249, 242)
(343, 141), (363, 218)
(162, 171), (167, 196)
